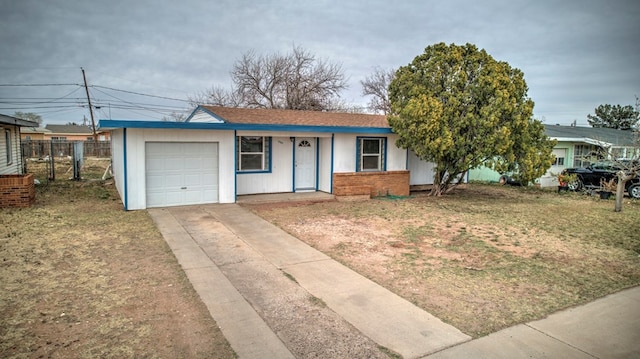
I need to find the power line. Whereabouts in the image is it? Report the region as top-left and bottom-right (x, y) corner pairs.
(0, 83), (81, 87)
(90, 85), (190, 103)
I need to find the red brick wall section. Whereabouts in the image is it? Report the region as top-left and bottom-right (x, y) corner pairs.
(333, 171), (410, 198)
(0, 174), (35, 208)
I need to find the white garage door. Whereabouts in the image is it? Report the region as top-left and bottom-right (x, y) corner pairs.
(145, 142), (219, 208)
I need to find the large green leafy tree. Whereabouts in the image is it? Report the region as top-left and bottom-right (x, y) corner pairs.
(388, 43), (556, 195)
(586, 103), (639, 130)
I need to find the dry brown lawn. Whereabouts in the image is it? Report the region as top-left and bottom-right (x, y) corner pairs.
(245, 184), (640, 337)
(1, 158), (236, 358)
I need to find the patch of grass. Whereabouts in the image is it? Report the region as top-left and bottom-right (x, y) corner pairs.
(308, 295), (327, 308)
(282, 270), (299, 284)
(401, 224), (432, 244)
(1, 160), (236, 358)
(248, 183), (640, 338)
(377, 345), (403, 359)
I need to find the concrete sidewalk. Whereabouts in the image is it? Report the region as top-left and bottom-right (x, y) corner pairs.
(149, 204), (640, 359)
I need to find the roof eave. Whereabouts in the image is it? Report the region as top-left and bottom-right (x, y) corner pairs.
(97, 119), (392, 134)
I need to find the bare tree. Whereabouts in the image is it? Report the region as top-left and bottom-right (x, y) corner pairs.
(193, 46), (348, 111)
(188, 85), (244, 108)
(361, 67), (395, 114)
(161, 111), (188, 122)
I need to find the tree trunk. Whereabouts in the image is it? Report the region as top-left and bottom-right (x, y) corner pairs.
(615, 180), (624, 212)
(615, 171), (633, 212)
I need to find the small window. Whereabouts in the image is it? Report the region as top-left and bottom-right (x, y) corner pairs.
(5, 129), (12, 164)
(237, 136), (270, 172)
(51, 136), (67, 142)
(358, 137), (385, 171)
(552, 157), (564, 166)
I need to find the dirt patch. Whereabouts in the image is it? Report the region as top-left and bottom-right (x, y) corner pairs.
(245, 185), (640, 337)
(0, 159), (235, 358)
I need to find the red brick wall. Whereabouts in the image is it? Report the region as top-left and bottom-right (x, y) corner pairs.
(333, 171), (410, 197)
(0, 174), (35, 208)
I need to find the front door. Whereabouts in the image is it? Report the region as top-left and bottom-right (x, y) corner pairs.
(295, 138), (316, 190)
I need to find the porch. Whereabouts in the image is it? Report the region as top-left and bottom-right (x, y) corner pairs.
(236, 191), (336, 204)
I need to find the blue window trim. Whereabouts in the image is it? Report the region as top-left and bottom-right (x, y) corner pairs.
(356, 136), (387, 172)
(236, 136), (272, 174)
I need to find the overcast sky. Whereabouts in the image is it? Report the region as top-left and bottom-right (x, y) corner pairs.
(1, 0), (638, 126)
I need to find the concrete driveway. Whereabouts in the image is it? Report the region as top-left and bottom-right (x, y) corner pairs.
(148, 204), (640, 359)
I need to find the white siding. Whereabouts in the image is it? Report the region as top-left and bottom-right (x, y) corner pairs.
(332, 133), (357, 172)
(385, 134), (406, 171)
(123, 128), (235, 210)
(236, 136), (293, 195)
(0, 125), (21, 175)
(408, 151), (436, 185)
(110, 129), (126, 206)
(318, 137), (332, 192)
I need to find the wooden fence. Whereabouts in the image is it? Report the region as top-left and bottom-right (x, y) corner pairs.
(21, 140), (111, 158)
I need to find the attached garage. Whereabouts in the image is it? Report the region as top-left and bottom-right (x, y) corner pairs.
(145, 142), (219, 208)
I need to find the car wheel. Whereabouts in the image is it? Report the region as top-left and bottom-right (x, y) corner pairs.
(628, 184), (640, 199)
(567, 178), (582, 191)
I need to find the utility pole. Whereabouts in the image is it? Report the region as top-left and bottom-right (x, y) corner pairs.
(81, 67), (98, 143)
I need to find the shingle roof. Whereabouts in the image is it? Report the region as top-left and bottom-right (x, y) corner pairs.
(199, 106), (389, 128)
(45, 124), (92, 134)
(0, 113), (39, 127)
(20, 127), (51, 134)
(545, 124), (636, 146)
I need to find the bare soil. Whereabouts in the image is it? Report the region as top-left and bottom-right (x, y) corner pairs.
(244, 185), (640, 337)
(1, 159), (235, 358)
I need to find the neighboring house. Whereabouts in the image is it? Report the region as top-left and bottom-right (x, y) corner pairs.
(469, 125), (639, 187)
(1, 113), (38, 175)
(99, 105), (439, 210)
(43, 124), (111, 141)
(20, 126), (51, 140)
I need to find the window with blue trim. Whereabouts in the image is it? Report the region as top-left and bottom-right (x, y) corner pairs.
(358, 137), (385, 171)
(237, 136), (270, 172)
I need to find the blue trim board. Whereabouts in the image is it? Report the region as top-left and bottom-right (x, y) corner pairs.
(234, 130), (237, 202)
(98, 119), (392, 134)
(383, 137), (388, 171)
(315, 137), (319, 191)
(123, 128), (128, 211)
(185, 106), (226, 123)
(292, 137), (296, 192)
(330, 134), (334, 193)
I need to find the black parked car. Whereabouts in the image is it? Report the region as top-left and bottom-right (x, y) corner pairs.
(561, 161), (640, 199)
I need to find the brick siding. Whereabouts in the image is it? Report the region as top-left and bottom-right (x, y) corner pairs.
(333, 171), (410, 198)
(0, 174), (35, 208)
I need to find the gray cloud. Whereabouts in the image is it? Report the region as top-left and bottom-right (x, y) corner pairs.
(1, 0), (638, 124)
